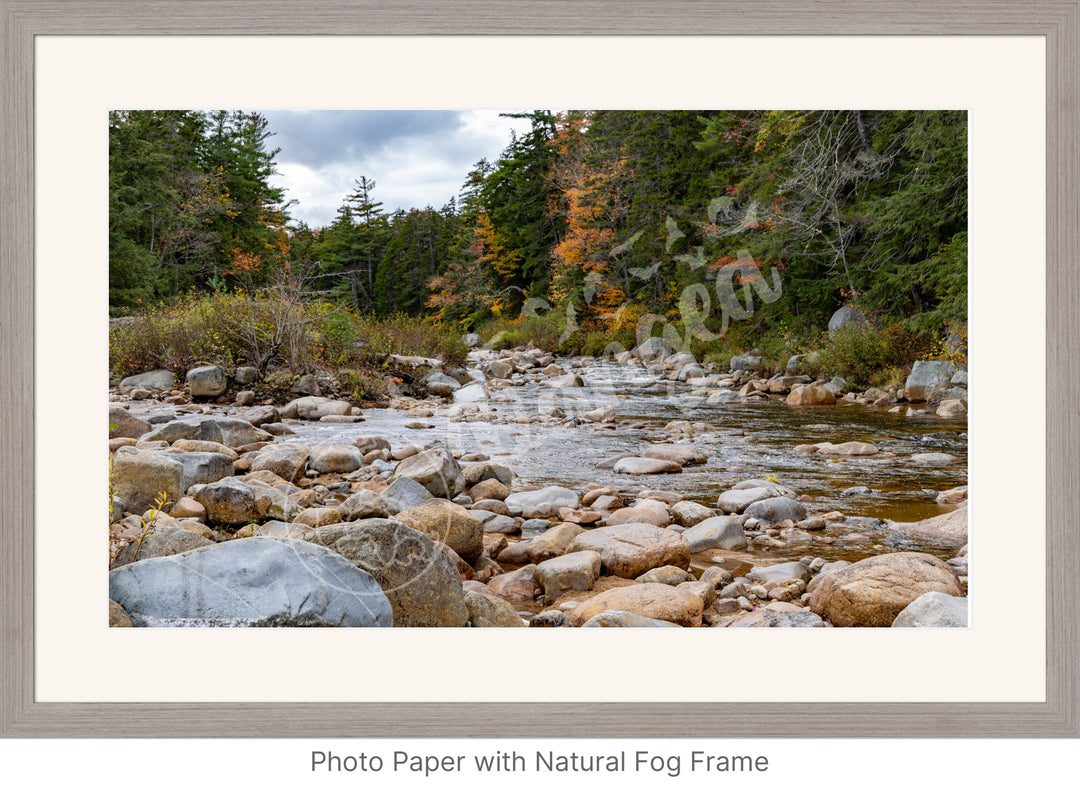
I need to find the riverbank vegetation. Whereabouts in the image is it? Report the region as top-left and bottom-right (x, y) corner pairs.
(110, 109), (966, 388)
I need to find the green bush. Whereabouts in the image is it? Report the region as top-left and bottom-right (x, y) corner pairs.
(815, 323), (933, 389)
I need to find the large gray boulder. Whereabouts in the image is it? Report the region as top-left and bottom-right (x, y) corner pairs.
(118, 369), (175, 395)
(308, 519), (468, 627)
(891, 591), (968, 627)
(160, 450), (235, 492)
(186, 365), (228, 398)
(424, 372), (462, 397)
(744, 496), (808, 524)
(141, 417), (224, 445)
(828, 306), (869, 336)
(308, 444), (364, 474)
(393, 448), (465, 498)
(715, 483), (794, 514)
(683, 515), (746, 552)
(281, 396), (353, 421)
(212, 417), (274, 447)
(505, 486), (579, 518)
(904, 360), (958, 402)
(109, 537), (393, 627)
(381, 476), (435, 514)
(634, 337), (673, 362)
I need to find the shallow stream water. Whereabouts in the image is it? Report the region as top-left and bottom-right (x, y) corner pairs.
(280, 355), (967, 565)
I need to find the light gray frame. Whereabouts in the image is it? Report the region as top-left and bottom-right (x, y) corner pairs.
(2, 0), (1076, 738)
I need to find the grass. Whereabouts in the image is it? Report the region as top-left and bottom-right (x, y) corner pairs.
(109, 290), (468, 381)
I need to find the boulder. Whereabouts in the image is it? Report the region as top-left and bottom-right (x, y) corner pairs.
(110, 447), (185, 514)
(634, 337), (673, 362)
(425, 372), (462, 397)
(487, 565), (540, 604)
(505, 486), (579, 518)
(393, 498), (484, 563)
(729, 354), (764, 372)
(170, 439), (238, 458)
(308, 444), (365, 474)
(786, 352), (821, 374)
(110, 526), (214, 568)
(715, 483), (794, 514)
(612, 457), (683, 475)
(141, 417), (224, 445)
(602, 499), (671, 527)
(729, 609), (827, 628)
(892, 501), (968, 548)
(636, 566), (695, 586)
(486, 359), (515, 379)
(462, 461), (515, 487)
(339, 489), (392, 521)
(464, 590), (524, 627)
(808, 551), (964, 627)
(381, 476), (436, 514)
(393, 447), (465, 498)
(527, 522), (586, 563)
(187, 478), (262, 525)
(212, 417), (274, 448)
(308, 519), (468, 627)
(293, 506), (344, 528)
(470, 478), (510, 502)
(281, 396), (352, 421)
(250, 444), (310, 483)
(354, 436), (391, 456)
(581, 405), (616, 423)
(161, 450), (235, 492)
(936, 398), (968, 418)
(911, 452), (959, 465)
(669, 501), (717, 527)
(186, 365), (228, 398)
(239, 406), (281, 427)
(108, 406), (152, 439)
(816, 441), (879, 456)
(535, 550), (602, 600)
(828, 306), (868, 336)
(891, 591), (968, 627)
(744, 496), (807, 524)
(748, 561), (811, 584)
(787, 384), (837, 406)
(118, 369), (175, 395)
(904, 360), (957, 403)
(566, 523), (691, 579)
(682, 515), (746, 552)
(571, 583), (703, 627)
(109, 537), (393, 627)
(579, 610), (681, 628)
(530, 610), (574, 628)
(109, 600), (133, 627)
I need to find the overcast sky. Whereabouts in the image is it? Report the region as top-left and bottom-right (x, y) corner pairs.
(257, 110), (532, 228)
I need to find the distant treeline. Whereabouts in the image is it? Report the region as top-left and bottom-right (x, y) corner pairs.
(110, 109), (966, 343)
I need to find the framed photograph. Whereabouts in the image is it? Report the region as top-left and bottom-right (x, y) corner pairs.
(2, 0), (1077, 738)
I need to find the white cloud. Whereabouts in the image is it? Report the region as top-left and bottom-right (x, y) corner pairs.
(261, 109), (533, 227)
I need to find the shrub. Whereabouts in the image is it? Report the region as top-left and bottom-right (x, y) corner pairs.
(109, 290), (468, 380)
(815, 323), (934, 389)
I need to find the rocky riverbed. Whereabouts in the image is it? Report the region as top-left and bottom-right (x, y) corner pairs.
(107, 339), (969, 629)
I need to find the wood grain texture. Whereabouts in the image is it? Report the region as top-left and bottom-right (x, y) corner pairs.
(1, 0), (1077, 738)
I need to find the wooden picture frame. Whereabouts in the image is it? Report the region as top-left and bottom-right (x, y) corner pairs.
(2, 0), (1076, 738)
